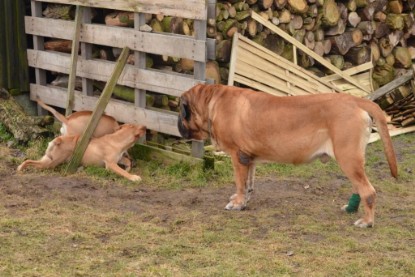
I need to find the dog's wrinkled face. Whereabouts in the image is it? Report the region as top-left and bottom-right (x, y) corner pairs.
(178, 88), (210, 140)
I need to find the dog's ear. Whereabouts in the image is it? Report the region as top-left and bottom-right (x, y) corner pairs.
(179, 97), (191, 121)
(54, 137), (63, 146)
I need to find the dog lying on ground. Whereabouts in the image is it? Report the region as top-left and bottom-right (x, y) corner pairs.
(17, 124), (146, 182)
(37, 99), (120, 137)
(178, 84), (398, 228)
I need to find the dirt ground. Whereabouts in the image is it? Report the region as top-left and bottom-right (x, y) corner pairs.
(0, 144), (351, 225)
(0, 135), (412, 230)
(0, 134), (414, 276)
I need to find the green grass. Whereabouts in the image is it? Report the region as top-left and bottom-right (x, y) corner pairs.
(1, 128), (414, 276)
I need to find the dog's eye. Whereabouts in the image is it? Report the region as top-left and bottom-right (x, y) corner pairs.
(180, 99), (191, 121)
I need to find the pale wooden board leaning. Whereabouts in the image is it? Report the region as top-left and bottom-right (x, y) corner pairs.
(250, 11), (371, 94)
(228, 33), (339, 96)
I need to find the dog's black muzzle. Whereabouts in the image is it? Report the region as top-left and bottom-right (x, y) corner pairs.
(178, 116), (191, 139)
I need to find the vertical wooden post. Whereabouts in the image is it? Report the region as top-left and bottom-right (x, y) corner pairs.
(81, 7), (94, 97)
(191, 3), (211, 158)
(65, 5), (84, 116)
(65, 47), (130, 174)
(134, 13), (147, 144)
(134, 13), (147, 108)
(30, 0), (47, 115)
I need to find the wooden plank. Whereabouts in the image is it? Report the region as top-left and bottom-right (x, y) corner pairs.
(35, 0), (207, 20)
(25, 16), (207, 62)
(134, 12), (146, 109)
(30, 84), (180, 137)
(227, 33), (239, 86)
(81, 7), (94, 96)
(27, 50), (203, 96)
(65, 47), (130, 174)
(132, 143), (204, 166)
(238, 35), (338, 93)
(30, 1), (46, 87)
(366, 70), (414, 101)
(236, 60), (310, 95)
(251, 11), (370, 93)
(66, 5), (83, 116)
(369, 126), (415, 143)
(321, 62), (373, 82)
(191, 19), (206, 158)
(237, 47), (319, 93)
(233, 74), (287, 97)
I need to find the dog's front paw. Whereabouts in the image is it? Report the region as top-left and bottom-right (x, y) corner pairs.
(354, 218), (373, 228)
(225, 196), (246, 210)
(129, 175), (142, 182)
(17, 165), (24, 172)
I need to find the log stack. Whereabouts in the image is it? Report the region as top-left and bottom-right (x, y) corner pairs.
(212, 0), (414, 88)
(40, 2), (415, 130)
(376, 76), (415, 128)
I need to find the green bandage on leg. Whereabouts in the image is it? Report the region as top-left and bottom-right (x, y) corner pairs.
(345, 193), (361, 213)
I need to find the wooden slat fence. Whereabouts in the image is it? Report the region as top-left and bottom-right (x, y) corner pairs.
(26, 0), (216, 157)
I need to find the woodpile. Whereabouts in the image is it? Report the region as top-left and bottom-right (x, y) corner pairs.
(40, 2), (415, 131)
(375, 71), (415, 128)
(212, 0), (414, 87)
(40, 1), (415, 86)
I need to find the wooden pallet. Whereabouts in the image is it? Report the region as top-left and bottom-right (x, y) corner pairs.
(26, 0), (216, 158)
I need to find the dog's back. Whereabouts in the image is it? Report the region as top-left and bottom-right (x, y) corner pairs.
(37, 99), (120, 137)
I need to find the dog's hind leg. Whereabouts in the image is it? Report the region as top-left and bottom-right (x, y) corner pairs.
(246, 164), (256, 202)
(335, 147), (376, 227)
(231, 163), (256, 203)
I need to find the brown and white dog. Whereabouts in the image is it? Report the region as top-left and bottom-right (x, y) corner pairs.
(37, 99), (120, 138)
(178, 84), (398, 227)
(17, 124), (146, 182)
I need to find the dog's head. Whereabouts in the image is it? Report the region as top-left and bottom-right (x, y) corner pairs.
(178, 84), (213, 140)
(118, 124), (147, 141)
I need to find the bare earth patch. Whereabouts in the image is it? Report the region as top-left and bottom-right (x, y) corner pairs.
(1, 134), (414, 276)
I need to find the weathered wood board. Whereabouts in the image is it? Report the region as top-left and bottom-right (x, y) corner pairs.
(27, 0), (216, 158)
(228, 33), (338, 96)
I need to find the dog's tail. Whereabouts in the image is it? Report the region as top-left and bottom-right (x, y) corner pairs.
(36, 98), (69, 125)
(357, 98), (398, 178)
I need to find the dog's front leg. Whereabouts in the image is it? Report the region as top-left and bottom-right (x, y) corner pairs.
(226, 153), (250, 210)
(118, 155), (132, 172)
(17, 156), (54, 171)
(105, 162), (142, 182)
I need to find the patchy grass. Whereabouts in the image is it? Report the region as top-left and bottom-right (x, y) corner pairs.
(0, 130), (414, 276)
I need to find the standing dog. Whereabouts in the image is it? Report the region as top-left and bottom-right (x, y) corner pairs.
(17, 124), (146, 182)
(178, 84), (397, 228)
(37, 99), (120, 138)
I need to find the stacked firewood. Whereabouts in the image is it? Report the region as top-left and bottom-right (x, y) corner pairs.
(376, 78), (415, 127)
(212, 0), (415, 87)
(41, 1), (415, 88)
